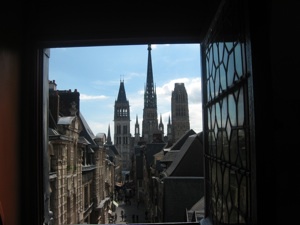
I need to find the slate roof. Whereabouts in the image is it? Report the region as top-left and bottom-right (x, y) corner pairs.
(111, 145), (120, 156)
(106, 144), (120, 157)
(165, 132), (204, 177)
(161, 150), (179, 163)
(78, 136), (91, 145)
(164, 129), (196, 151)
(48, 128), (72, 141)
(79, 112), (97, 146)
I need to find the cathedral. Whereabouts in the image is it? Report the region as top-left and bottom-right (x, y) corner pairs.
(114, 44), (190, 171)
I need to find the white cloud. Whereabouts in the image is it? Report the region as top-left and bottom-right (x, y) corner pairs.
(80, 94), (108, 101)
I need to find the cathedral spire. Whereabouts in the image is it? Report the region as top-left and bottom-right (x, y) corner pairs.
(115, 80), (130, 120)
(116, 79), (128, 103)
(142, 44), (159, 143)
(144, 44), (157, 108)
(147, 44), (154, 84)
(107, 124), (112, 145)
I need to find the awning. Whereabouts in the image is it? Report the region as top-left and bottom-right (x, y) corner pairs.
(97, 197), (111, 209)
(115, 182), (123, 187)
(113, 200), (119, 207)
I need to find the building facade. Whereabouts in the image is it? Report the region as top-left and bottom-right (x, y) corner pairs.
(48, 81), (116, 224)
(114, 80), (132, 172)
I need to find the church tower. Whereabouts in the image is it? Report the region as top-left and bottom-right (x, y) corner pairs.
(171, 83), (190, 143)
(134, 115), (140, 145)
(142, 44), (159, 143)
(114, 80), (131, 171)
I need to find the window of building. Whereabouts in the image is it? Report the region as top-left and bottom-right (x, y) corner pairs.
(19, 1), (273, 224)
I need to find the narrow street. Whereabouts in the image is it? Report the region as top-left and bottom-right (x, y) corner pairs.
(113, 198), (148, 224)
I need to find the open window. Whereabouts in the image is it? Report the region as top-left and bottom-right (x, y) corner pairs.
(14, 0), (277, 224)
(43, 1), (255, 223)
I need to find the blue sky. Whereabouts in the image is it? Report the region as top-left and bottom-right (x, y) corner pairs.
(49, 44), (203, 139)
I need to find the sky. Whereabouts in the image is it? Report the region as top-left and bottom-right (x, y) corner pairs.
(49, 44), (203, 139)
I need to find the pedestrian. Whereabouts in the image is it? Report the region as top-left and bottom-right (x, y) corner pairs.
(136, 215), (139, 222)
(132, 214), (135, 223)
(121, 210), (124, 221)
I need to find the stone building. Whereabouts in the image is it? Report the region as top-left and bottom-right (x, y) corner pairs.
(48, 80), (116, 224)
(171, 83), (190, 143)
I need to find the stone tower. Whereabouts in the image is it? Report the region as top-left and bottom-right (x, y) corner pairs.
(171, 83), (190, 143)
(142, 44), (159, 143)
(114, 80), (131, 171)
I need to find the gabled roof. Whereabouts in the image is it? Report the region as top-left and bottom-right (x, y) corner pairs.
(165, 132), (204, 177)
(164, 129), (196, 151)
(48, 128), (73, 141)
(78, 136), (91, 145)
(106, 145), (120, 157)
(78, 112), (97, 146)
(160, 150), (179, 163)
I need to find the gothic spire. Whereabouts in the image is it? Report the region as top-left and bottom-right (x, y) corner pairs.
(107, 124), (112, 145)
(147, 44), (154, 84)
(116, 79), (128, 103)
(144, 44), (157, 108)
(114, 79), (130, 120)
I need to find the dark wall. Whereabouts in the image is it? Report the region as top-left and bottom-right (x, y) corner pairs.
(163, 177), (204, 222)
(0, 49), (20, 225)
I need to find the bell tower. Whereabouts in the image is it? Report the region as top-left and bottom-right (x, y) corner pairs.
(114, 80), (131, 171)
